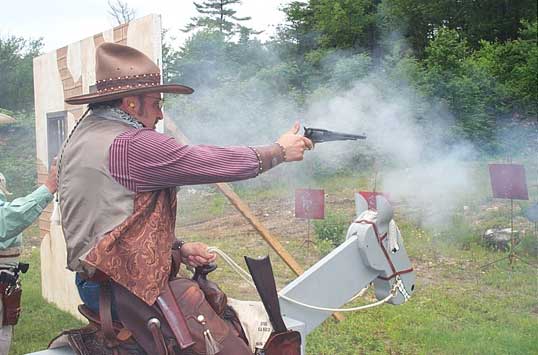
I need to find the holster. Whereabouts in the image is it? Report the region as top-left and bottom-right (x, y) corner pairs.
(1, 284), (22, 326)
(245, 256), (302, 354)
(155, 282), (195, 350)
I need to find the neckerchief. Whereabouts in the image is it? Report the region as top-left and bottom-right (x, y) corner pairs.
(91, 105), (143, 129)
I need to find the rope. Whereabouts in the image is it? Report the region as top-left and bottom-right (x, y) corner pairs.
(207, 247), (398, 313)
(55, 107), (91, 203)
(279, 287), (395, 312)
(206, 247), (256, 288)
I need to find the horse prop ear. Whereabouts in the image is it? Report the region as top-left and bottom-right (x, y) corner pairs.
(355, 192), (393, 217)
(375, 195), (393, 226)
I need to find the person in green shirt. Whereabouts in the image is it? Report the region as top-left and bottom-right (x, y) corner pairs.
(0, 165), (57, 355)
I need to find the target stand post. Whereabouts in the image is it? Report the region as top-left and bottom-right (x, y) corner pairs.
(295, 189), (325, 253)
(484, 164), (530, 267)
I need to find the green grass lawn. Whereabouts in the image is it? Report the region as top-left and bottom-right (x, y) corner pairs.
(11, 232), (537, 355)
(306, 251), (538, 355)
(9, 163), (538, 354)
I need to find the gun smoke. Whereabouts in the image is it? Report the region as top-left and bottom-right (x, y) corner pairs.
(166, 36), (531, 230)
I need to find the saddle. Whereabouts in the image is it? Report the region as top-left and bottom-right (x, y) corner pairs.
(50, 246), (300, 355)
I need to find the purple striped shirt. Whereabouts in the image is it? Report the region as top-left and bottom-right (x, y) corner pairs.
(109, 128), (260, 192)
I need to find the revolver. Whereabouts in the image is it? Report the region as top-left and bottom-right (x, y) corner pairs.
(303, 127), (367, 144)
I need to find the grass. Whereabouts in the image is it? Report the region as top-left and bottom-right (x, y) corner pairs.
(177, 173), (538, 354)
(8, 164), (538, 354)
(307, 250), (538, 355)
(13, 245), (537, 354)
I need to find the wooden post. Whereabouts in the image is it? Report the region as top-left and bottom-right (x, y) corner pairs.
(165, 118), (344, 321)
(164, 119), (303, 273)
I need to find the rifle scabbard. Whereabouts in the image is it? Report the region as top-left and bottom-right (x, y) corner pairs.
(156, 283), (195, 349)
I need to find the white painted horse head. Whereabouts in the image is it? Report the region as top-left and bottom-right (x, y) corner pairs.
(348, 193), (416, 304)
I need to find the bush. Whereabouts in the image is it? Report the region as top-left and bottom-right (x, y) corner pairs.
(436, 214), (479, 250)
(517, 232), (538, 258)
(313, 210), (350, 256)
(0, 111), (37, 197)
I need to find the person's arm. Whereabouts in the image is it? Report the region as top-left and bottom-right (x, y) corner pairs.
(0, 186), (53, 241)
(109, 129), (264, 191)
(109, 123), (312, 192)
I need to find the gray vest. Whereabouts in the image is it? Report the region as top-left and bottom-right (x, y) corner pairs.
(59, 114), (135, 272)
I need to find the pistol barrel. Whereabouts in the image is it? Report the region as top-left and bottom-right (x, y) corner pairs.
(303, 127), (366, 143)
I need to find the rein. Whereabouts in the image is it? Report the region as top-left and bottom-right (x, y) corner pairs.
(207, 247), (402, 313)
(354, 219), (414, 281)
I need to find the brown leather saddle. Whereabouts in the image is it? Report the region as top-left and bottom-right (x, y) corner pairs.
(50, 249), (301, 355)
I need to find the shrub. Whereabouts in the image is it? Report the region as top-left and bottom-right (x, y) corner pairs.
(517, 232), (538, 258)
(313, 210), (350, 256)
(436, 214), (480, 250)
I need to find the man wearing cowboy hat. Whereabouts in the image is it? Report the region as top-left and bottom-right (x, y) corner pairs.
(0, 166), (57, 354)
(58, 42), (312, 327)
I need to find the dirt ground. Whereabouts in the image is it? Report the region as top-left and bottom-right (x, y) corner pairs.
(174, 183), (537, 300)
(23, 181), (537, 299)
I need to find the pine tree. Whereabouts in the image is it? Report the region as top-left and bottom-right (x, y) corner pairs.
(183, 0), (256, 36)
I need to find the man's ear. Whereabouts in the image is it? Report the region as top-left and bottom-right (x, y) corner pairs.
(120, 96), (137, 114)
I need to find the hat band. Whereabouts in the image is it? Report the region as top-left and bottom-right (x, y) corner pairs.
(96, 73), (161, 94)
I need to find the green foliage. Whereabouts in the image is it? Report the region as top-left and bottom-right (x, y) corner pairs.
(410, 24), (538, 150)
(275, 1), (318, 60)
(313, 210), (350, 255)
(0, 35), (43, 111)
(183, 0), (259, 37)
(0, 112), (38, 197)
(278, 0), (379, 54)
(0, 34), (42, 198)
(162, 28), (182, 84)
(379, 0), (537, 56)
(311, 0), (379, 50)
(472, 20), (538, 115)
(518, 233), (538, 258)
(424, 28), (469, 73)
(170, 30), (229, 88)
(329, 52), (372, 89)
(436, 214), (479, 250)
(166, 29), (276, 89)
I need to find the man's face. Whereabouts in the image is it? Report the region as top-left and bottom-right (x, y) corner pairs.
(129, 94), (164, 129)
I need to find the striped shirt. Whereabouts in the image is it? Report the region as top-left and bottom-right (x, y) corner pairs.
(109, 128), (260, 192)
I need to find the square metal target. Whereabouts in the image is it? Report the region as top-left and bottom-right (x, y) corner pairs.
(295, 189), (325, 219)
(488, 164), (528, 200)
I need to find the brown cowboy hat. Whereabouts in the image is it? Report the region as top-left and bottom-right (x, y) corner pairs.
(65, 42), (193, 105)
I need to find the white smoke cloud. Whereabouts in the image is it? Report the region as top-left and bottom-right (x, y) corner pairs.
(167, 38), (484, 229)
(302, 75), (477, 227)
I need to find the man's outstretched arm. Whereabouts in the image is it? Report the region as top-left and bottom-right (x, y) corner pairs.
(109, 123), (312, 192)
